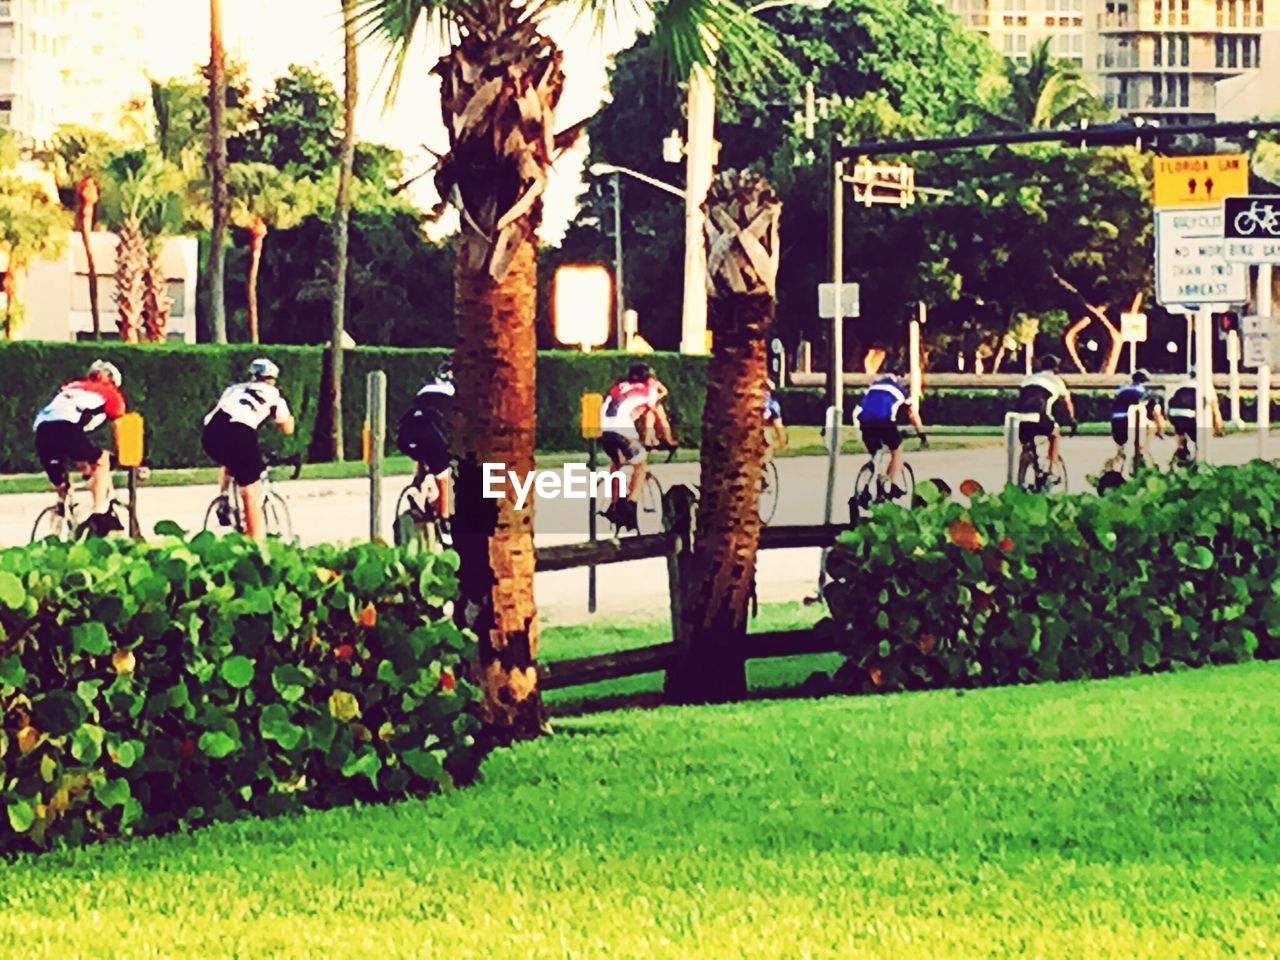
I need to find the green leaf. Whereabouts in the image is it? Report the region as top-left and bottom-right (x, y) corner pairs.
(259, 704), (304, 750)
(95, 778), (131, 807)
(0, 656), (27, 689)
(352, 560), (386, 593)
(153, 520), (187, 538)
(271, 664), (311, 703)
(112, 739), (143, 769)
(71, 622), (111, 656)
(0, 572), (25, 610)
(33, 690), (89, 737)
(7, 799), (35, 832)
(71, 725), (105, 764)
(341, 748), (382, 784)
(403, 747), (445, 782)
(198, 730), (239, 759)
(219, 656), (255, 689)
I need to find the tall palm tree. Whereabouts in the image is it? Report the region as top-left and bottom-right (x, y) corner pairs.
(53, 127), (118, 339)
(666, 170), (780, 703)
(359, 0), (771, 740)
(327, 0), (359, 462)
(984, 39), (1102, 130)
(229, 164), (325, 342)
(208, 0), (230, 343)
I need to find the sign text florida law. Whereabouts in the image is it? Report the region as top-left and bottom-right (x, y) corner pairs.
(483, 463), (626, 510)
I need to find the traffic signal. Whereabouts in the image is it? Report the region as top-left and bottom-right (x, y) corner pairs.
(1214, 312), (1240, 338)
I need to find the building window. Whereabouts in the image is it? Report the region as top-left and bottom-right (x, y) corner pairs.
(1229, 0), (1238, 25)
(1243, 35), (1253, 65)
(1259, 0), (1265, 26)
(1155, 36), (1164, 65)
(1229, 35), (1239, 66)
(1245, 0), (1253, 24)
(1218, 0), (1225, 24)
(167, 281), (187, 318)
(1182, 0), (1190, 23)
(1152, 76), (1163, 107)
(1154, 0), (1163, 23)
(1003, 32), (1014, 52)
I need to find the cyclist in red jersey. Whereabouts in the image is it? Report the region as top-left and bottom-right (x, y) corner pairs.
(600, 363), (663, 531)
(32, 360), (127, 515)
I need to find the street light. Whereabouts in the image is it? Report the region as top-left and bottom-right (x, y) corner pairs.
(672, 0), (832, 356)
(588, 162), (686, 350)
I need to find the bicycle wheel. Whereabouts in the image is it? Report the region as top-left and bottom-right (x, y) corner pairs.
(31, 504), (71, 543)
(758, 459), (780, 525)
(891, 463), (916, 507)
(634, 472), (665, 535)
(852, 460), (876, 515)
(262, 492), (292, 540)
(1015, 445), (1039, 492)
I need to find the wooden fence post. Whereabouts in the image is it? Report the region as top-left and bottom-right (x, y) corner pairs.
(661, 485), (696, 677)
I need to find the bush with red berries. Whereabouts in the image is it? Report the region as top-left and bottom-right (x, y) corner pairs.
(824, 462), (1280, 694)
(0, 529), (481, 853)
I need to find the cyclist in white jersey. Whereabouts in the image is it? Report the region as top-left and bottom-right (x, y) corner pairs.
(599, 363), (662, 531)
(201, 358), (296, 539)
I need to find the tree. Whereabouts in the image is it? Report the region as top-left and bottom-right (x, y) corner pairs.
(359, 0), (767, 742)
(229, 163), (325, 342)
(0, 137), (70, 338)
(979, 39), (1104, 131)
(328, 2), (359, 462)
(52, 126), (121, 339)
(235, 65), (342, 177)
(667, 170), (780, 704)
(208, 0), (230, 343)
(98, 148), (186, 342)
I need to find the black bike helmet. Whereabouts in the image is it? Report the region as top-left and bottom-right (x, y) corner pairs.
(1039, 354), (1061, 372)
(627, 362), (652, 383)
(1133, 369), (1151, 384)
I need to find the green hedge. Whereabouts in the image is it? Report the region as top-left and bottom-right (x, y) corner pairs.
(823, 462), (1280, 694)
(0, 344), (709, 472)
(0, 531), (482, 853)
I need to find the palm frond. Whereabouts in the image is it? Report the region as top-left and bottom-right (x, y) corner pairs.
(647, 0), (782, 81)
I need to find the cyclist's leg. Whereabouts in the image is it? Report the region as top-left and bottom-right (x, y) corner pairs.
(240, 479), (267, 539)
(1045, 417), (1061, 467)
(85, 450), (112, 513)
(652, 403), (676, 446)
(34, 422), (72, 498)
(885, 426), (905, 490)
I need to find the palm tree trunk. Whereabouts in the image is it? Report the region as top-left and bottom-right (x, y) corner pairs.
(207, 0), (229, 344)
(326, 0), (357, 461)
(116, 222), (146, 343)
(246, 218), (267, 344)
(452, 239), (542, 740)
(142, 254), (171, 342)
(76, 177), (102, 338)
(666, 171), (781, 705)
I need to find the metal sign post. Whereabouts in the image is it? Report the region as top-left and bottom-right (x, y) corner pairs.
(1004, 413), (1033, 486)
(1251, 266), (1274, 460)
(909, 302), (924, 409)
(1195, 309), (1214, 463)
(367, 371), (386, 541)
(581, 392), (604, 614)
(1227, 329), (1243, 427)
(828, 158), (847, 417)
(818, 404), (842, 594)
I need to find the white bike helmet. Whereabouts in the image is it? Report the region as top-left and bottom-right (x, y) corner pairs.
(249, 358), (280, 381)
(89, 359), (122, 387)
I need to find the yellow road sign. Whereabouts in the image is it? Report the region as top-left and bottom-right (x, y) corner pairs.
(1153, 154), (1248, 208)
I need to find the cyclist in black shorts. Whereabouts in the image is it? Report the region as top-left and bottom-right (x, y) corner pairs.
(1013, 355), (1076, 465)
(1109, 369), (1166, 464)
(202, 358), (296, 540)
(396, 361), (454, 520)
(1166, 369), (1224, 461)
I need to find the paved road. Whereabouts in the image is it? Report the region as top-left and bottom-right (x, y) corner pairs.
(2, 429), (1274, 625)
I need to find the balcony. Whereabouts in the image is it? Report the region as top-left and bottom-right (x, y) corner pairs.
(1097, 12), (1134, 30)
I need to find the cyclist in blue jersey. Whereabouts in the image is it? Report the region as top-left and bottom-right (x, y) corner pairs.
(1109, 369), (1166, 465)
(762, 380), (787, 456)
(854, 371), (925, 498)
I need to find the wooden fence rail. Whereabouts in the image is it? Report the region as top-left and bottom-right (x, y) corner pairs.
(533, 485), (847, 697)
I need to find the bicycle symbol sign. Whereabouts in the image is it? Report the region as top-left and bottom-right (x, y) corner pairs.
(1221, 196), (1280, 264)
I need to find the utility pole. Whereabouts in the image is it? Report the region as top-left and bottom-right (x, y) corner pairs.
(679, 65), (716, 356)
(611, 173), (625, 350)
(1259, 264), (1273, 461)
(207, 0), (229, 344)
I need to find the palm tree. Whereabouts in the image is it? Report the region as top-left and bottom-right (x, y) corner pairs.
(208, 0), (230, 343)
(327, 0), (359, 462)
(229, 164), (325, 342)
(99, 149), (185, 342)
(666, 170), (781, 703)
(358, 0), (769, 740)
(53, 127), (119, 340)
(984, 39), (1102, 130)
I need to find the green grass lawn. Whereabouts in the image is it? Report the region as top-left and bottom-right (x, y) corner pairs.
(4, 663), (1278, 958)
(541, 602), (837, 714)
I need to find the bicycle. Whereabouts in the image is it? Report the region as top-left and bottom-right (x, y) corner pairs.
(851, 434), (925, 516)
(604, 469), (665, 537)
(1016, 434), (1069, 494)
(758, 457), (781, 525)
(393, 475), (450, 552)
(1233, 201), (1280, 238)
(31, 479), (126, 543)
(203, 452), (302, 538)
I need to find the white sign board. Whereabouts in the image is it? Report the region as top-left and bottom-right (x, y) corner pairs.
(1223, 237), (1280, 264)
(1120, 312), (1148, 343)
(818, 282), (860, 319)
(1242, 315), (1277, 368)
(1155, 207), (1249, 306)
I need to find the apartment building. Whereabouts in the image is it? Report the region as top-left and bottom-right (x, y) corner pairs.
(1095, 0), (1266, 120)
(944, 0), (1094, 66)
(0, 0), (147, 147)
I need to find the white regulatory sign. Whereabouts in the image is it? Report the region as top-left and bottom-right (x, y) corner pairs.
(1223, 237), (1280, 264)
(818, 282), (861, 319)
(1242, 315), (1277, 368)
(1155, 207), (1249, 306)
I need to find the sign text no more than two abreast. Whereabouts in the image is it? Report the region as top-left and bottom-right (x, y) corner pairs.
(1154, 207), (1249, 307)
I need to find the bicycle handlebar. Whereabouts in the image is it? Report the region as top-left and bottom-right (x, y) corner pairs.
(265, 452), (304, 480)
